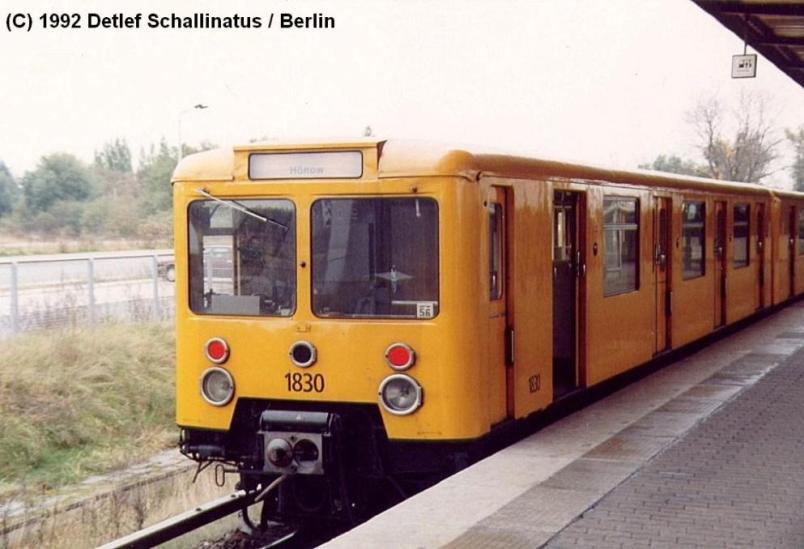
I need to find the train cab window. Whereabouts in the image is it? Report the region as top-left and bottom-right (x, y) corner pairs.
(798, 210), (804, 255)
(311, 198), (439, 319)
(603, 197), (639, 296)
(187, 199), (296, 316)
(489, 203), (504, 300)
(733, 203), (750, 268)
(682, 201), (706, 279)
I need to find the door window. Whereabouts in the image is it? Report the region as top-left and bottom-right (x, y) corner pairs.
(682, 201), (706, 279)
(489, 203), (504, 300)
(798, 209), (804, 255)
(733, 203), (750, 268)
(603, 197), (639, 296)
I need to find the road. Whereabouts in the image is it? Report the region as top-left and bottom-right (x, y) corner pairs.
(0, 249), (176, 336)
(0, 249), (174, 289)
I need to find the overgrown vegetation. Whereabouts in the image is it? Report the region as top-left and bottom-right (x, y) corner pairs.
(0, 323), (176, 496)
(0, 138), (215, 246)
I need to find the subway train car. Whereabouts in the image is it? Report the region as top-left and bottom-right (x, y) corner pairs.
(173, 140), (804, 523)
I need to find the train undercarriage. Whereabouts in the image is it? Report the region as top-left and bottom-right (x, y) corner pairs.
(180, 399), (477, 527)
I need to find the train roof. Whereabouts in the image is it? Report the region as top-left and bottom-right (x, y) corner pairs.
(173, 139), (801, 199)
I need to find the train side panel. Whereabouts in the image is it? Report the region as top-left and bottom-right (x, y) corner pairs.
(796, 201), (804, 296)
(772, 198), (789, 304)
(774, 198), (798, 303)
(726, 198), (763, 323)
(499, 177), (554, 420)
(758, 199), (772, 310)
(670, 194), (716, 347)
(584, 185), (655, 386)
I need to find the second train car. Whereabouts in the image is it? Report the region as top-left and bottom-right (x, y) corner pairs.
(174, 140), (804, 524)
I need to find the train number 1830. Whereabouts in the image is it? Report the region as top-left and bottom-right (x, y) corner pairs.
(284, 372), (325, 393)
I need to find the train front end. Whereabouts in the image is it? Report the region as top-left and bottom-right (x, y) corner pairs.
(172, 141), (489, 523)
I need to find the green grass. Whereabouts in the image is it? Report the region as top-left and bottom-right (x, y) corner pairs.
(0, 323), (176, 497)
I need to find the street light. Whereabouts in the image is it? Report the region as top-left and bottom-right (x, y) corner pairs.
(178, 104), (209, 162)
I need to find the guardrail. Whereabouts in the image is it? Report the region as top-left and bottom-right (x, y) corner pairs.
(0, 250), (175, 336)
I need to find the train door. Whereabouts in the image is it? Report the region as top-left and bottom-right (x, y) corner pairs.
(553, 191), (584, 399)
(654, 197), (671, 352)
(757, 203), (765, 309)
(714, 201), (727, 327)
(489, 187), (513, 424)
(789, 206), (796, 298)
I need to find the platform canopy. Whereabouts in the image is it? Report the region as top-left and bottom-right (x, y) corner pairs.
(693, 1), (804, 88)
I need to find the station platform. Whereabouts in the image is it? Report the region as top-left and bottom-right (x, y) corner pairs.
(323, 302), (804, 548)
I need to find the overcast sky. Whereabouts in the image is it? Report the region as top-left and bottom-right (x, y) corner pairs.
(1, 0), (803, 185)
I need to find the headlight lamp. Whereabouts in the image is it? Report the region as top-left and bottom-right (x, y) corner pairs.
(378, 374), (423, 416)
(200, 367), (235, 406)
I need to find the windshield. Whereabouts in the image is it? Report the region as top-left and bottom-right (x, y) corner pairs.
(311, 198), (439, 319)
(188, 199), (296, 316)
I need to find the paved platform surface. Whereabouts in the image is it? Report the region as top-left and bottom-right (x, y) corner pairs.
(544, 341), (804, 548)
(324, 302), (804, 548)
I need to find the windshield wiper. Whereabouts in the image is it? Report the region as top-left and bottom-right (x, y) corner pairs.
(195, 188), (289, 231)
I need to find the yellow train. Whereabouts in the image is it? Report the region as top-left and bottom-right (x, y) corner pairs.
(173, 140), (804, 523)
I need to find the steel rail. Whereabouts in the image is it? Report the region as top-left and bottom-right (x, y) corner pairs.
(98, 489), (256, 549)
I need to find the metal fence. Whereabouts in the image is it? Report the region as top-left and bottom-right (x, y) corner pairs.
(0, 250), (176, 337)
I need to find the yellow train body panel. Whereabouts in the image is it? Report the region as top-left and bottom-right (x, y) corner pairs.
(173, 139), (804, 448)
(172, 139), (804, 524)
(174, 170), (497, 441)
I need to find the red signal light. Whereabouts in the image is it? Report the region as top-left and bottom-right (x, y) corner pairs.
(205, 337), (230, 364)
(385, 343), (415, 371)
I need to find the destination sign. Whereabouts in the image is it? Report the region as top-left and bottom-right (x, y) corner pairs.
(249, 151), (363, 180)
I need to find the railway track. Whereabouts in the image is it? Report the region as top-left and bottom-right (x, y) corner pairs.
(98, 489), (256, 548)
(98, 486), (341, 549)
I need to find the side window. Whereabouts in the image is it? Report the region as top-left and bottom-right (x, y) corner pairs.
(798, 209), (804, 255)
(603, 197), (639, 296)
(489, 203), (503, 300)
(733, 203), (750, 268)
(682, 201), (706, 279)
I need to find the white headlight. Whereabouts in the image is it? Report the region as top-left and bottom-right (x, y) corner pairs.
(378, 374), (423, 416)
(200, 367), (235, 406)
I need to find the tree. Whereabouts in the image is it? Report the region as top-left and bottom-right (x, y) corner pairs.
(787, 126), (804, 192)
(137, 139), (178, 213)
(82, 196), (140, 237)
(94, 138), (132, 173)
(687, 92), (781, 183)
(47, 200), (85, 236)
(21, 153), (95, 213)
(639, 155), (707, 177)
(137, 139), (217, 214)
(0, 161), (17, 217)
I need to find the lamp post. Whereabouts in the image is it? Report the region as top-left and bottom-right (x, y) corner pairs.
(178, 104), (209, 162)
